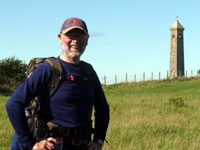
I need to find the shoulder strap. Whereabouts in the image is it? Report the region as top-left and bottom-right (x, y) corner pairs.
(45, 57), (63, 74)
(45, 57), (63, 97)
(27, 58), (47, 78)
(82, 61), (95, 78)
(81, 61), (98, 90)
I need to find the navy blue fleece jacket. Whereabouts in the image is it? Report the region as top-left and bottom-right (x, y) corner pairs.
(6, 57), (110, 149)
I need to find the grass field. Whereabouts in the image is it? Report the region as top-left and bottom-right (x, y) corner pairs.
(0, 95), (13, 150)
(1, 77), (200, 150)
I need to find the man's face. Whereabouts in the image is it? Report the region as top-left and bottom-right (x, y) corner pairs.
(60, 29), (89, 60)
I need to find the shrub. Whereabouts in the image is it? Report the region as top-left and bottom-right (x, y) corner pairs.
(0, 56), (27, 93)
(169, 97), (185, 108)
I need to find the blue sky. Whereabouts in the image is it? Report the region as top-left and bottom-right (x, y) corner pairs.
(1, 0), (200, 83)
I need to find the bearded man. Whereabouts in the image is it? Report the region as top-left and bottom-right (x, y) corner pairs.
(6, 17), (110, 150)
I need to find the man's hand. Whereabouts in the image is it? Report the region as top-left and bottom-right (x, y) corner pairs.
(32, 137), (58, 150)
(87, 141), (103, 150)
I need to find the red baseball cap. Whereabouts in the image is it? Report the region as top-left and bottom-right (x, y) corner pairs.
(60, 17), (88, 35)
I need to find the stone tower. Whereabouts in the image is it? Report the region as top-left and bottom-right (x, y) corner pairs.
(170, 17), (185, 79)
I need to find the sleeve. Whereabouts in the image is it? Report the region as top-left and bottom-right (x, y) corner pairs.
(5, 62), (52, 149)
(93, 70), (110, 141)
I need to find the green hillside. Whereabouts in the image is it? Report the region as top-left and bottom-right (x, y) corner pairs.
(1, 77), (200, 149)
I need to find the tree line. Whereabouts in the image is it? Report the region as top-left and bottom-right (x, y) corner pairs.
(0, 56), (27, 94)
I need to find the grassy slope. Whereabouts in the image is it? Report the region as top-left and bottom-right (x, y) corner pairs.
(103, 77), (200, 150)
(1, 77), (200, 149)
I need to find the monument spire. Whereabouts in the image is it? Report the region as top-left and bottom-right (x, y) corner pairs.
(170, 17), (185, 79)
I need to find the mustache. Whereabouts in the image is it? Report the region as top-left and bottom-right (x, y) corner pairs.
(70, 44), (78, 47)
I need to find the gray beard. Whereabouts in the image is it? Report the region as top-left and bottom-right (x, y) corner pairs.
(62, 45), (84, 61)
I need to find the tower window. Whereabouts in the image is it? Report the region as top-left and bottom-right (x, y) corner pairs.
(172, 34), (175, 38)
(178, 34), (182, 39)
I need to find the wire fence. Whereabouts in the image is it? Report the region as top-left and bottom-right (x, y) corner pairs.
(100, 70), (200, 85)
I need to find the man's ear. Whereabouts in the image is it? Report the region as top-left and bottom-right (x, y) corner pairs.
(86, 35), (89, 45)
(58, 33), (62, 39)
(58, 33), (63, 44)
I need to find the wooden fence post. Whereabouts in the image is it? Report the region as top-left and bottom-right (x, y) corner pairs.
(143, 72), (145, 81)
(115, 75), (117, 84)
(167, 70), (169, 79)
(125, 73), (128, 82)
(159, 72), (161, 80)
(134, 74), (136, 82)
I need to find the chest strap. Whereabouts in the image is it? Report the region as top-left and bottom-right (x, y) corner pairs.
(63, 75), (93, 82)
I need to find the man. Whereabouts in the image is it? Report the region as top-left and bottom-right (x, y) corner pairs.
(6, 17), (110, 150)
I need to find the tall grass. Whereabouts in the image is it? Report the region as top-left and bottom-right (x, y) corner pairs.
(1, 77), (200, 149)
(103, 77), (200, 150)
(0, 95), (13, 149)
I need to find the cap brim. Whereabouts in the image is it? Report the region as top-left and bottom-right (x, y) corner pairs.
(61, 26), (88, 35)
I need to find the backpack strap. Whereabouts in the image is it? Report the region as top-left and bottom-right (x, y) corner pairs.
(81, 61), (98, 91)
(27, 58), (47, 78)
(45, 57), (63, 97)
(82, 61), (96, 80)
(26, 57), (63, 111)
